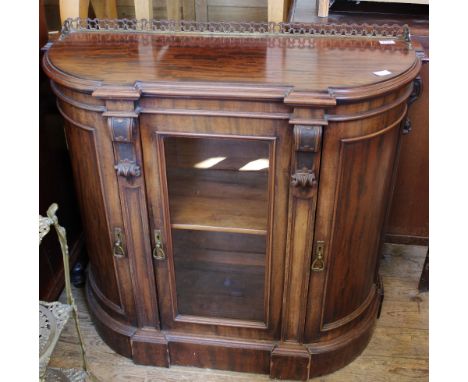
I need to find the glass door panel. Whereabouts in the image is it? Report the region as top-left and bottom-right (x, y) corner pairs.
(164, 136), (271, 322)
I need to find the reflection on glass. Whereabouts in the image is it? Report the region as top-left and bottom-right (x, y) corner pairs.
(194, 156), (226, 169)
(164, 136), (270, 322)
(239, 158), (269, 171)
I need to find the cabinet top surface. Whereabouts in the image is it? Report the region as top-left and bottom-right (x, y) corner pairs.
(45, 20), (420, 100)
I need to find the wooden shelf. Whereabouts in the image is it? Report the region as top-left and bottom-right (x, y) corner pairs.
(174, 247), (265, 268)
(172, 229), (267, 265)
(170, 193), (268, 235)
(171, 223), (266, 235)
(168, 169), (269, 235)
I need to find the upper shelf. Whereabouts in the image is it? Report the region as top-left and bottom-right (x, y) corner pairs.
(167, 169), (270, 236)
(44, 19), (421, 101)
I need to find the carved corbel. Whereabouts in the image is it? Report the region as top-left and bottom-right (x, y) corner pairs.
(403, 76), (422, 134)
(108, 117), (141, 180)
(291, 125), (322, 198)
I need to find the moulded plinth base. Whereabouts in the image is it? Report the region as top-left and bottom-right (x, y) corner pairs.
(86, 279), (380, 380)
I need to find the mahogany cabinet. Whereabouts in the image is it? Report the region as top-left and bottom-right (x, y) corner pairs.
(42, 19), (421, 380)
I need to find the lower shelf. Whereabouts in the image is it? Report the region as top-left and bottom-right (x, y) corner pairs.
(174, 264), (265, 322)
(171, 229), (267, 322)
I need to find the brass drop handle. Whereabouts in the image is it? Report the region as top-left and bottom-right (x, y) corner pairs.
(311, 241), (325, 272)
(113, 228), (125, 257)
(152, 230), (166, 260)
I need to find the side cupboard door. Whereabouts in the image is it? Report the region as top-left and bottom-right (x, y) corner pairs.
(140, 110), (291, 341)
(304, 100), (407, 341)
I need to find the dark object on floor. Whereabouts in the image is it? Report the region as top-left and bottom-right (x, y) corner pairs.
(418, 250), (429, 292)
(71, 260), (87, 288)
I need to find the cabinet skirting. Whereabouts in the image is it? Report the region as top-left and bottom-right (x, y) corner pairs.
(87, 273), (381, 379)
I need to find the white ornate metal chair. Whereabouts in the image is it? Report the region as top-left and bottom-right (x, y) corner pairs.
(39, 203), (88, 382)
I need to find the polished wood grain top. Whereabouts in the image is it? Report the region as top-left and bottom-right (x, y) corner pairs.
(46, 30), (419, 98)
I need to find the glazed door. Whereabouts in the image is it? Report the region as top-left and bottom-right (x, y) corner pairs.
(141, 113), (290, 340)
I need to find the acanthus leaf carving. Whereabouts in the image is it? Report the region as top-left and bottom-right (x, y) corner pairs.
(291, 170), (317, 189)
(114, 159), (141, 178)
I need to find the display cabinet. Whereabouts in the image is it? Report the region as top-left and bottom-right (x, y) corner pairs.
(42, 19), (422, 380)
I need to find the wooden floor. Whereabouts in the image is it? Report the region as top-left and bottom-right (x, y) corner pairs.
(48, 243), (428, 381)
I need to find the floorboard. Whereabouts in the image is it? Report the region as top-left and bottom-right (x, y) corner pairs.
(48, 243), (429, 381)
